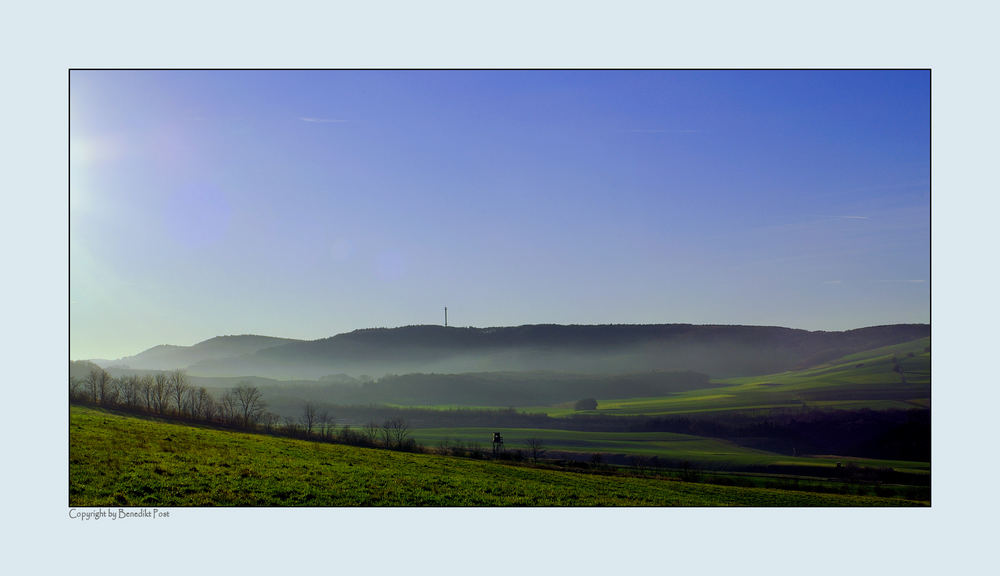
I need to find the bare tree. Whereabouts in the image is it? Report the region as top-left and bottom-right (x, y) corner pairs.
(118, 374), (141, 408)
(199, 389), (218, 421)
(99, 370), (113, 405)
(318, 409), (333, 440)
(84, 369), (98, 403)
(391, 418), (410, 449)
(234, 383), (265, 428)
(187, 387), (201, 419)
(69, 376), (82, 402)
(380, 420), (393, 447)
(140, 375), (154, 412)
(381, 417), (410, 449)
(219, 390), (239, 425)
(525, 437), (546, 463)
(363, 420), (380, 445)
(86, 367), (111, 404)
(339, 424), (360, 444)
(188, 387), (212, 419)
(103, 376), (121, 406)
(261, 412), (281, 433)
(169, 370), (190, 416)
(300, 401), (317, 436)
(151, 373), (170, 414)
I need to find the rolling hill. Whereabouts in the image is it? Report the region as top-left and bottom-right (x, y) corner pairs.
(182, 323), (929, 379)
(99, 334), (304, 371)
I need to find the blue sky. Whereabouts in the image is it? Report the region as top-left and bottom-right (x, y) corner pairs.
(70, 70), (929, 359)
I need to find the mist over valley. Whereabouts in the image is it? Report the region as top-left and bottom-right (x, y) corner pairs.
(90, 323), (930, 381)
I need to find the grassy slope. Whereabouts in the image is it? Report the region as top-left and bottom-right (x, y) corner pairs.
(542, 337), (930, 417)
(380, 338), (930, 417)
(410, 427), (930, 473)
(70, 406), (923, 506)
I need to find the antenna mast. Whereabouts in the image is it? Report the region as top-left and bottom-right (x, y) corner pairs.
(444, 306), (448, 327)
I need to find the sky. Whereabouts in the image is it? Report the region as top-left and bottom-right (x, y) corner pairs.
(70, 70), (930, 360)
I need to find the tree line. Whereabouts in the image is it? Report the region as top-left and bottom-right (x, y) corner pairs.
(70, 367), (266, 427)
(69, 367), (416, 451)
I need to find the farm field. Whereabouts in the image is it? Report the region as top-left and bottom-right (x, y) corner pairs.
(69, 406), (924, 506)
(369, 338), (930, 418)
(410, 427), (931, 473)
(528, 337), (930, 417)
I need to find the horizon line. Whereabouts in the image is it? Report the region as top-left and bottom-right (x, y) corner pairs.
(72, 320), (931, 361)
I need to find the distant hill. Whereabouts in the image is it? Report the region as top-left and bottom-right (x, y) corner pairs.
(174, 323), (930, 380)
(100, 334), (304, 371)
(70, 360), (103, 381)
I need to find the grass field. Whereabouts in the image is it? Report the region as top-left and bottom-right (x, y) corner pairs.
(538, 337), (930, 417)
(69, 406), (925, 506)
(376, 338), (930, 418)
(411, 427), (930, 473)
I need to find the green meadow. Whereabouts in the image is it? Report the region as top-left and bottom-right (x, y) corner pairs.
(411, 427), (930, 473)
(540, 338), (930, 417)
(69, 406), (924, 506)
(378, 338), (929, 418)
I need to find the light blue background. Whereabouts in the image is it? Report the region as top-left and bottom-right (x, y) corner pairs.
(4, 1), (995, 574)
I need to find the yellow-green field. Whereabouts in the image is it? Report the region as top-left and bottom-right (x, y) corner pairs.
(69, 406), (925, 506)
(539, 337), (930, 417)
(380, 339), (929, 418)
